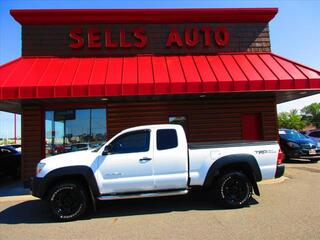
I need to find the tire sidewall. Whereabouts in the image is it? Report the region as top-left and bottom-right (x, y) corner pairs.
(215, 171), (252, 208)
(49, 182), (87, 221)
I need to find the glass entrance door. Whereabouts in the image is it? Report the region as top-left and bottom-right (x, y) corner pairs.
(45, 108), (106, 157)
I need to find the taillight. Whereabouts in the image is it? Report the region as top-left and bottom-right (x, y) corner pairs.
(277, 148), (285, 165)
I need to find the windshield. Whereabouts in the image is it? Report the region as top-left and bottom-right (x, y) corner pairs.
(279, 130), (309, 141)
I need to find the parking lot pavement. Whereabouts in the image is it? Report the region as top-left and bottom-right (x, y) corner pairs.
(0, 161), (319, 240)
(0, 178), (30, 197)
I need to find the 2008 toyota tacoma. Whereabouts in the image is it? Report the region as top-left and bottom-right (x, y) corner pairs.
(31, 124), (285, 221)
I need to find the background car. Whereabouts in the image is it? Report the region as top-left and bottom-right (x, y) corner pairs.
(6, 144), (21, 149)
(6, 144), (21, 152)
(0, 145), (21, 179)
(304, 129), (320, 142)
(64, 142), (102, 153)
(278, 128), (320, 162)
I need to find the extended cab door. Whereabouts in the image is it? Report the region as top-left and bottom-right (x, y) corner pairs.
(97, 129), (154, 194)
(153, 127), (188, 190)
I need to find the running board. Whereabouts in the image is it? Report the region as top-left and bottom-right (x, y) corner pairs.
(97, 189), (188, 201)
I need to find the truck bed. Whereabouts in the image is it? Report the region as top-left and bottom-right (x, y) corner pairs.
(188, 140), (278, 149)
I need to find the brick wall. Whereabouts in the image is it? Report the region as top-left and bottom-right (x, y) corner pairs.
(21, 106), (43, 184)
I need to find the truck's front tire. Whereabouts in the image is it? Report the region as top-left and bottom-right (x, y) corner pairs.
(214, 171), (252, 208)
(48, 181), (87, 221)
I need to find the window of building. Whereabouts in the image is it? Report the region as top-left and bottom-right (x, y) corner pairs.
(157, 129), (178, 150)
(45, 108), (106, 156)
(110, 130), (150, 154)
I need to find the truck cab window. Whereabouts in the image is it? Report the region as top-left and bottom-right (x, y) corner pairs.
(110, 130), (150, 154)
(157, 129), (178, 150)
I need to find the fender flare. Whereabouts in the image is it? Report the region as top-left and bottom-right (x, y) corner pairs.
(203, 154), (262, 189)
(44, 166), (100, 198)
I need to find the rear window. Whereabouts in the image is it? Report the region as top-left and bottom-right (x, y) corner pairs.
(279, 129), (309, 140)
(309, 131), (320, 138)
(157, 129), (178, 150)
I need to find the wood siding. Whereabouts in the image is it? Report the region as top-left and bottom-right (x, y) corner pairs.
(21, 106), (43, 183)
(22, 23), (270, 56)
(107, 97), (277, 142)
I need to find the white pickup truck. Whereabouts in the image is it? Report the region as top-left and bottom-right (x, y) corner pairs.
(31, 124), (285, 221)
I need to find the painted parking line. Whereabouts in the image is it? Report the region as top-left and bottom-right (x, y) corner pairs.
(0, 195), (37, 203)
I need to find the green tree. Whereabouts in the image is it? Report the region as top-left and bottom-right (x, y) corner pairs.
(301, 102), (320, 128)
(278, 109), (307, 130)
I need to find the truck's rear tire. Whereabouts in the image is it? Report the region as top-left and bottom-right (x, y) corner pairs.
(48, 181), (87, 221)
(214, 171), (252, 208)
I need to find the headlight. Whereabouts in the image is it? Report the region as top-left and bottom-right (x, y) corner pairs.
(287, 142), (300, 148)
(36, 162), (46, 175)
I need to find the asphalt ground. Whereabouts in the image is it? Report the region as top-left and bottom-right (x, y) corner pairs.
(0, 160), (319, 240)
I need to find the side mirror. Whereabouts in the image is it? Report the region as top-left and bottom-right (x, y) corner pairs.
(102, 145), (112, 156)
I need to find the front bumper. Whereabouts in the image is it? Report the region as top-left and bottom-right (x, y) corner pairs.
(275, 164), (285, 178)
(285, 148), (320, 159)
(30, 176), (47, 199)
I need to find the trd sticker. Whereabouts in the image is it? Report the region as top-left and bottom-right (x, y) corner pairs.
(255, 150), (276, 154)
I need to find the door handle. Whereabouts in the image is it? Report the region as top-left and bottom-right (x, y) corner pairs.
(139, 157), (152, 163)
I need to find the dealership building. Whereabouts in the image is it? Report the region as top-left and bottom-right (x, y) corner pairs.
(0, 8), (319, 184)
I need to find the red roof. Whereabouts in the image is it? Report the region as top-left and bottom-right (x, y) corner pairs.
(0, 53), (319, 100)
(11, 8), (278, 25)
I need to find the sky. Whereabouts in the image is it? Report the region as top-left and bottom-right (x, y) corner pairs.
(0, 0), (319, 138)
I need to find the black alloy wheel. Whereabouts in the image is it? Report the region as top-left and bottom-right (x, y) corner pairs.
(214, 171), (252, 208)
(48, 181), (87, 221)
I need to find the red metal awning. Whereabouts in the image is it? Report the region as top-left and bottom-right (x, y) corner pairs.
(0, 53), (319, 100)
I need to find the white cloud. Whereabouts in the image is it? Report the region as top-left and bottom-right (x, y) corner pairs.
(277, 93), (320, 113)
